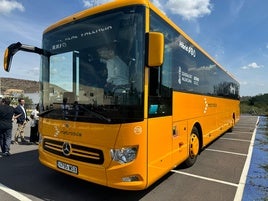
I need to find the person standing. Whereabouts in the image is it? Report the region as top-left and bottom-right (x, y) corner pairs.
(0, 98), (15, 156)
(14, 98), (29, 143)
(30, 104), (39, 144)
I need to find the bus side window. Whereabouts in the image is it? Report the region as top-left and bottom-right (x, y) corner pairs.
(148, 67), (172, 117)
(149, 68), (160, 96)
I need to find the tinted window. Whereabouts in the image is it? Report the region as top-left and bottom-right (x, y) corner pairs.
(150, 11), (239, 99)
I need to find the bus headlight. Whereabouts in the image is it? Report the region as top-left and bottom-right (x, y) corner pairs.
(110, 146), (138, 164)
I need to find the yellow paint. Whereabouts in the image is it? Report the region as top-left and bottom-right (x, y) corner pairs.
(38, 0), (240, 190)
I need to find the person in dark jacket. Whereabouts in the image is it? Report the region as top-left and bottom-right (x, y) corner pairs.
(0, 98), (15, 156)
(14, 98), (29, 143)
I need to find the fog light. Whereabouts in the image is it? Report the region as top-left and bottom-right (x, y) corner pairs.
(122, 175), (140, 182)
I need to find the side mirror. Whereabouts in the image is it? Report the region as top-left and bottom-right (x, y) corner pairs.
(3, 42), (22, 72)
(146, 32), (164, 67)
(3, 42), (47, 72)
(3, 48), (11, 72)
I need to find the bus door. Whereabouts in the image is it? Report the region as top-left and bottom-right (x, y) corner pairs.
(147, 67), (173, 183)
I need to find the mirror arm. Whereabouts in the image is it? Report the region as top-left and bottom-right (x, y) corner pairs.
(9, 42), (49, 56)
(20, 44), (47, 55)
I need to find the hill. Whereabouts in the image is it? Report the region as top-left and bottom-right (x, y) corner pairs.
(0, 77), (39, 94)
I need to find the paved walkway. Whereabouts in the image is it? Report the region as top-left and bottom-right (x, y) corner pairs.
(9, 122), (38, 155)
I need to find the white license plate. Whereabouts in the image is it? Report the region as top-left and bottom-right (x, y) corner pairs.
(57, 161), (78, 174)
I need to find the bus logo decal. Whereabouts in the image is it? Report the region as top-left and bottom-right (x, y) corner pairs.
(179, 40), (196, 58)
(62, 142), (72, 156)
(204, 98), (208, 114)
(54, 126), (60, 137)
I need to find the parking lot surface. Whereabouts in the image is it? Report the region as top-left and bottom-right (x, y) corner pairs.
(0, 115), (259, 201)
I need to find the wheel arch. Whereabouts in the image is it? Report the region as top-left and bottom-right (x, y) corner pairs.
(228, 112), (236, 132)
(192, 122), (203, 150)
(182, 122), (203, 168)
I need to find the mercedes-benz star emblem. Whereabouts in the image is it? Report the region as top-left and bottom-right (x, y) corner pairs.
(62, 142), (71, 156)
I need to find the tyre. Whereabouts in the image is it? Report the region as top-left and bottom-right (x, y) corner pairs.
(183, 126), (200, 167)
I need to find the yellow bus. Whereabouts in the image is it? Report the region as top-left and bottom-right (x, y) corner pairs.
(3, 0), (240, 190)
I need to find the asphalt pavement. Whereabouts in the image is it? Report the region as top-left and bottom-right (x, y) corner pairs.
(0, 115), (262, 201)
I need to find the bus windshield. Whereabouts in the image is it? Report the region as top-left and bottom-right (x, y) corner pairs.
(40, 6), (145, 123)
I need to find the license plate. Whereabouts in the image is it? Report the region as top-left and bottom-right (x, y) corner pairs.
(57, 160), (78, 174)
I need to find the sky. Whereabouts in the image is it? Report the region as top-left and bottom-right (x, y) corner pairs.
(0, 0), (268, 97)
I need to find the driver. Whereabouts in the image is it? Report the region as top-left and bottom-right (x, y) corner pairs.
(97, 45), (129, 89)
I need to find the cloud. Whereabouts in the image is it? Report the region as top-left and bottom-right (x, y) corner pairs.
(0, 0), (25, 15)
(151, 0), (165, 13)
(82, 0), (213, 20)
(241, 62), (263, 70)
(82, 0), (94, 8)
(239, 81), (248, 85)
(151, 0), (213, 20)
(82, 0), (111, 8)
(230, 0), (245, 16)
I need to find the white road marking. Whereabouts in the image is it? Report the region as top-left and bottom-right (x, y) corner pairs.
(230, 131), (253, 135)
(206, 148), (247, 156)
(0, 183), (32, 201)
(220, 137), (251, 142)
(171, 170), (238, 187)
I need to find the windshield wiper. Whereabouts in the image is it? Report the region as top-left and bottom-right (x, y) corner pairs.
(80, 105), (111, 123)
(38, 109), (55, 117)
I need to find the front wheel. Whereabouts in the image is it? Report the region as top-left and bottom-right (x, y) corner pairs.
(183, 127), (200, 167)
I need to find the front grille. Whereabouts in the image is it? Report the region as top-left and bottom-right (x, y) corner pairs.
(43, 138), (104, 165)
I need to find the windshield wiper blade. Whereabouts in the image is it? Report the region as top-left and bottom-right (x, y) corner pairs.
(38, 109), (55, 117)
(80, 105), (111, 123)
